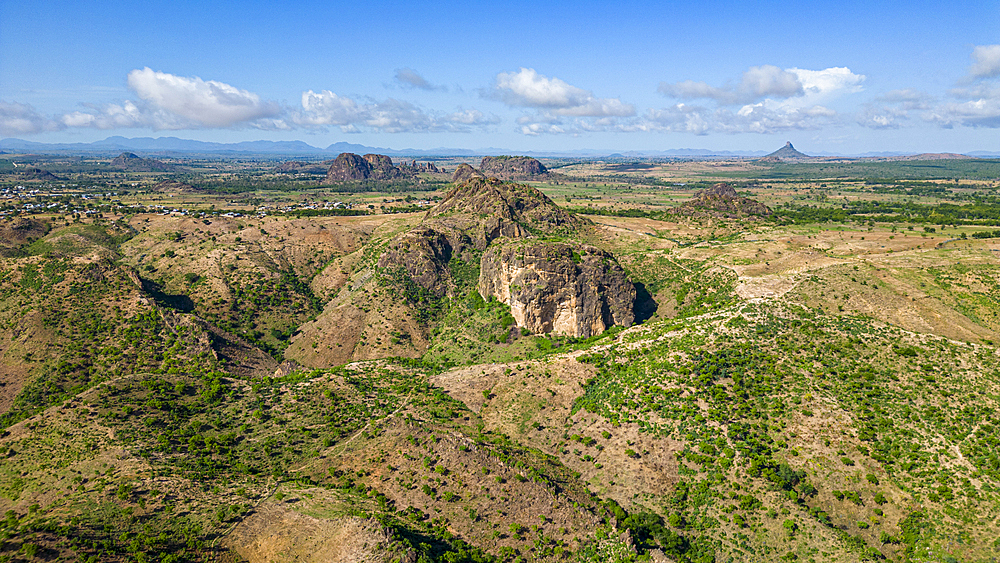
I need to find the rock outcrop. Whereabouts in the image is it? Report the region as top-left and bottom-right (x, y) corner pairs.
(378, 177), (588, 295)
(323, 153), (405, 183)
(675, 183), (772, 219)
(428, 175), (584, 245)
(376, 175), (641, 337)
(478, 242), (636, 338)
(479, 156), (547, 180)
(451, 163), (480, 183)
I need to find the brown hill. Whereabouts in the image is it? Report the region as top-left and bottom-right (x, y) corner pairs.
(110, 152), (174, 172)
(0, 217), (49, 254)
(675, 183), (772, 219)
(17, 167), (62, 181)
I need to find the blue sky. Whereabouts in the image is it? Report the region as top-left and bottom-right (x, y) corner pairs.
(2, 0), (998, 153)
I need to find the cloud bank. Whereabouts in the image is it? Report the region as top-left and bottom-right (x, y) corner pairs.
(7, 48), (1000, 140)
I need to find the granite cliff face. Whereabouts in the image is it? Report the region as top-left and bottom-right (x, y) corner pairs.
(478, 242), (636, 337)
(676, 183), (772, 219)
(478, 156), (547, 180)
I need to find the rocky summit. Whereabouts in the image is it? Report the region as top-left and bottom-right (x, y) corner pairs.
(323, 152), (405, 183)
(675, 182), (773, 219)
(478, 155), (548, 180)
(760, 141), (812, 162)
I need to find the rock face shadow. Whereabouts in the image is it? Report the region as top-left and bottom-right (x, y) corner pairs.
(140, 277), (194, 313)
(633, 282), (657, 324)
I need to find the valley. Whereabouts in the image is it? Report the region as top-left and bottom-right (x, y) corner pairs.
(0, 151), (998, 563)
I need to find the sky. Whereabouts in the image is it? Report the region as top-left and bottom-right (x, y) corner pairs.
(1, 0), (998, 154)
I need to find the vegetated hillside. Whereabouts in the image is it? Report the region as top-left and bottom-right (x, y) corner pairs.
(673, 183), (772, 219)
(110, 152), (176, 172)
(0, 176), (998, 563)
(285, 176), (637, 368)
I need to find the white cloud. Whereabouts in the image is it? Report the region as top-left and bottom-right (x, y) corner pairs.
(720, 103), (836, 133)
(294, 90), (495, 133)
(445, 109), (499, 127)
(657, 80), (730, 102)
(788, 67), (865, 101)
(0, 101), (63, 136)
(856, 104), (907, 129)
(659, 65), (805, 104)
(970, 44), (1000, 79)
(742, 65), (804, 99)
(926, 97), (1000, 128)
(61, 101), (149, 129)
(641, 105), (712, 134)
(126, 68), (282, 128)
(58, 69), (284, 131)
(394, 68), (443, 91)
(296, 90), (365, 127)
(490, 68), (634, 117)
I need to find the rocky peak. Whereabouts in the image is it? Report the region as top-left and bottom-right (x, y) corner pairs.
(428, 176), (583, 241)
(760, 142), (811, 162)
(676, 183), (772, 219)
(451, 163), (481, 183)
(324, 153), (404, 183)
(479, 155), (548, 180)
(376, 175), (641, 338)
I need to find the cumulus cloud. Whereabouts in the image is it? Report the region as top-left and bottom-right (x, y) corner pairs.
(659, 65), (804, 104)
(293, 90), (495, 133)
(970, 44), (1000, 79)
(58, 68), (284, 131)
(0, 101), (63, 136)
(489, 68), (634, 117)
(926, 99), (1000, 128)
(640, 105), (713, 135)
(915, 45), (1000, 129)
(654, 65), (862, 133)
(126, 68), (282, 128)
(394, 68), (443, 91)
(789, 67), (865, 101)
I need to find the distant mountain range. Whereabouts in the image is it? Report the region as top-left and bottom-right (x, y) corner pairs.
(1, 136), (997, 159)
